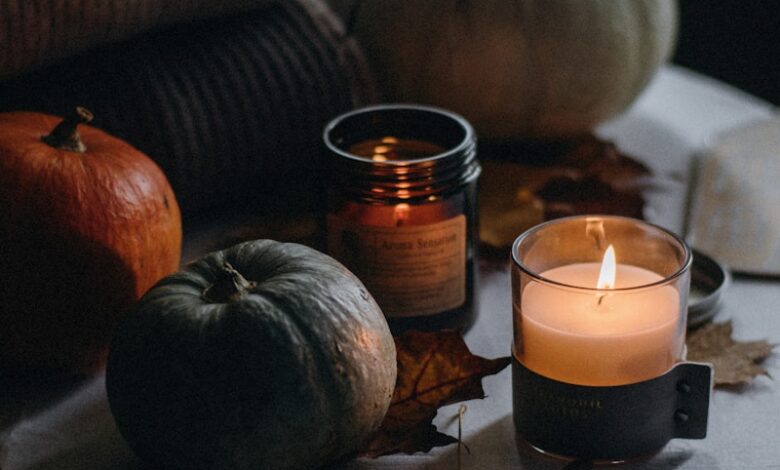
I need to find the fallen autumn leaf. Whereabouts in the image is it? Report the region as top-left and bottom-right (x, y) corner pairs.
(361, 330), (510, 458)
(687, 321), (774, 387)
(479, 135), (651, 249)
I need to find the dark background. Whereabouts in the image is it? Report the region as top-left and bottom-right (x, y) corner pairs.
(674, 0), (780, 105)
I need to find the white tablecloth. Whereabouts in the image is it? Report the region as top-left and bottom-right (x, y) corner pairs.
(2, 65), (779, 470)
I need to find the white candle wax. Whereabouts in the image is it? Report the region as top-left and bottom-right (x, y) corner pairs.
(519, 263), (683, 386)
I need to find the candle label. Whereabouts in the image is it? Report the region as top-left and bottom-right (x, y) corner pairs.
(327, 215), (466, 317)
(512, 358), (713, 460)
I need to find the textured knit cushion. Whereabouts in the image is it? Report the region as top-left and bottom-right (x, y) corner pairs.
(0, 0), (376, 217)
(0, 0), (274, 79)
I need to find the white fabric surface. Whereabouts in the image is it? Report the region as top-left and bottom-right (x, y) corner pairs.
(1, 65), (779, 470)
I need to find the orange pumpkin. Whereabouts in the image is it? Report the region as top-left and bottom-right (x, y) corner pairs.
(0, 107), (182, 374)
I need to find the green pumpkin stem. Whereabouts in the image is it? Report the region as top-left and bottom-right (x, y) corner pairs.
(203, 262), (257, 303)
(42, 106), (94, 153)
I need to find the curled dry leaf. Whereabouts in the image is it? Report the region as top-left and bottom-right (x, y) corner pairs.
(361, 330), (511, 458)
(687, 321), (774, 387)
(479, 136), (651, 249)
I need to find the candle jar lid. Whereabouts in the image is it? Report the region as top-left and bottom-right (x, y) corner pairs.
(687, 249), (730, 327)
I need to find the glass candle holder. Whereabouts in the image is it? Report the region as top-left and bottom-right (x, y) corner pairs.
(323, 104), (480, 333)
(510, 216), (711, 462)
(512, 215), (692, 387)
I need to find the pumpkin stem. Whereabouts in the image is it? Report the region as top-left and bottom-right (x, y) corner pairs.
(203, 262), (257, 303)
(41, 106), (94, 153)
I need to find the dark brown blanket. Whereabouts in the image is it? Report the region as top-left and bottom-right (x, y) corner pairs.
(0, 0), (377, 218)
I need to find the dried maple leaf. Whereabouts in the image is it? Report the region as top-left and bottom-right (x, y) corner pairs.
(557, 136), (650, 186)
(536, 175), (645, 220)
(478, 136), (651, 249)
(687, 321), (774, 386)
(361, 330), (510, 458)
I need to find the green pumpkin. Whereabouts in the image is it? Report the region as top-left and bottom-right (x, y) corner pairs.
(106, 240), (396, 470)
(332, 0), (678, 139)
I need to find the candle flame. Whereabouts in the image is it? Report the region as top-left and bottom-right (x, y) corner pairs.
(393, 203), (410, 226)
(597, 245), (616, 290)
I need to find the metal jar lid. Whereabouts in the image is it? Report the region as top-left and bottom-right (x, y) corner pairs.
(687, 249), (730, 327)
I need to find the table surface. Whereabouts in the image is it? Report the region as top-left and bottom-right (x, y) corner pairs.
(1, 65), (779, 470)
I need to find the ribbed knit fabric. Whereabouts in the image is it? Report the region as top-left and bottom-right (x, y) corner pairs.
(0, 0), (377, 217)
(0, 0), (273, 79)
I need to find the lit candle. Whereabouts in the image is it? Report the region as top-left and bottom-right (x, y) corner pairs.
(324, 105), (481, 331)
(518, 244), (683, 386)
(512, 217), (706, 462)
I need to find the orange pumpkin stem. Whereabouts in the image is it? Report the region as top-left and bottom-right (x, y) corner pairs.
(202, 262), (257, 303)
(42, 106), (94, 152)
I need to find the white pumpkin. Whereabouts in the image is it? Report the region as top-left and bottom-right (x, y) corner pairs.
(331, 0), (677, 138)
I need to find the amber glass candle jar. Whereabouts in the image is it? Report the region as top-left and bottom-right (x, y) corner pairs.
(323, 104), (480, 333)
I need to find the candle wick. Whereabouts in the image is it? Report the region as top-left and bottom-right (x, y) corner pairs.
(597, 294), (606, 306)
(595, 237), (608, 252)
